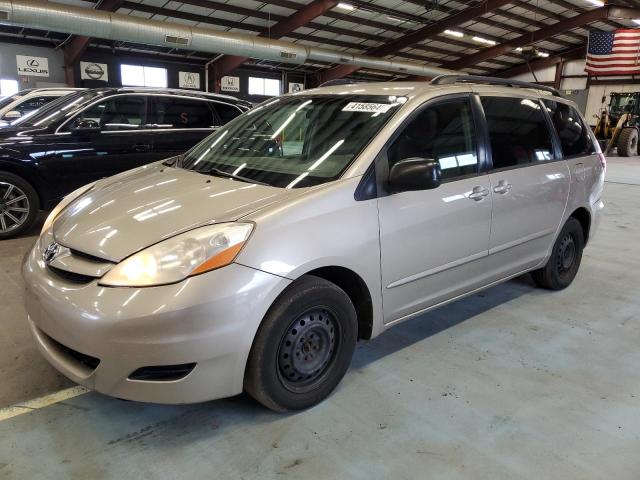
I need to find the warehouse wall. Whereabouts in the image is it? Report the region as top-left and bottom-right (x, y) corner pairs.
(0, 44), (66, 88)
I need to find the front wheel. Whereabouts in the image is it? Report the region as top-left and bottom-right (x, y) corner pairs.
(244, 275), (357, 412)
(0, 172), (39, 240)
(532, 217), (584, 290)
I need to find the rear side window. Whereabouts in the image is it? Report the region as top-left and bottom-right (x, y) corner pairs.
(152, 96), (215, 128)
(481, 97), (554, 169)
(542, 100), (595, 158)
(14, 96), (57, 114)
(212, 102), (243, 124)
(388, 98), (478, 181)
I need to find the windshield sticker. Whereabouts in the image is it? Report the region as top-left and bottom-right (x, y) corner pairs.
(342, 102), (394, 113)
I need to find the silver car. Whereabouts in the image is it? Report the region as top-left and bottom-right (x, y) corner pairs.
(22, 76), (605, 411)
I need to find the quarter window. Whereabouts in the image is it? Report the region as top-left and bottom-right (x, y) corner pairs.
(481, 97), (554, 169)
(388, 98), (478, 181)
(542, 100), (595, 158)
(151, 97), (215, 128)
(66, 96), (147, 131)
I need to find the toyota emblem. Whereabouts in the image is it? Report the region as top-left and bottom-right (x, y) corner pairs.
(43, 242), (60, 263)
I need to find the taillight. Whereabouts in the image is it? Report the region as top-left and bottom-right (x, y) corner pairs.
(598, 152), (606, 172)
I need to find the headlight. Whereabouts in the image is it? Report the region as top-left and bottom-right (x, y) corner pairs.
(41, 182), (96, 235)
(99, 223), (254, 287)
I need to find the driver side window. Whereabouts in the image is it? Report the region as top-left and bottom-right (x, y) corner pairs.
(388, 98), (478, 181)
(66, 96), (147, 132)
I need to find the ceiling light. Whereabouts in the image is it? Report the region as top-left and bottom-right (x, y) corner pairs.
(337, 2), (355, 10)
(444, 29), (464, 38)
(633, 19), (640, 25)
(537, 51), (549, 57)
(515, 47), (523, 52)
(472, 36), (497, 45)
(587, 0), (604, 6)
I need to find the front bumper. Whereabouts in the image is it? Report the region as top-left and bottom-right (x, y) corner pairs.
(22, 242), (291, 404)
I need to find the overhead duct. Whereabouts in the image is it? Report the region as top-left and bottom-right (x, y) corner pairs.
(0, 0), (459, 78)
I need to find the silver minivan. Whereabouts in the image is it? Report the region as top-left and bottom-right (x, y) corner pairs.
(22, 76), (605, 411)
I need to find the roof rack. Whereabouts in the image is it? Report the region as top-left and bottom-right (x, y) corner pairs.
(430, 75), (564, 98)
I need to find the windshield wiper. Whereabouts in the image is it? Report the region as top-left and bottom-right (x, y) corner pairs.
(203, 167), (270, 186)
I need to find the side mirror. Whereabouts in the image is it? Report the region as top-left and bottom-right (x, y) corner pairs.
(3, 110), (21, 120)
(388, 157), (441, 193)
(70, 119), (101, 134)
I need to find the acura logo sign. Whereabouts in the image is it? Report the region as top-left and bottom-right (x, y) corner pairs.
(43, 242), (60, 263)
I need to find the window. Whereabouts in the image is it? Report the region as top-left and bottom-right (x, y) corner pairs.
(542, 100), (595, 158)
(481, 97), (554, 169)
(120, 64), (168, 88)
(0, 79), (19, 97)
(12, 96), (58, 115)
(151, 96), (214, 128)
(388, 98), (478, 181)
(181, 95), (401, 188)
(248, 77), (281, 96)
(66, 95), (147, 131)
(212, 102), (243, 124)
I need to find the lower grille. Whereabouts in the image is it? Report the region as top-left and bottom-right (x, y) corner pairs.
(45, 332), (101, 370)
(129, 363), (196, 382)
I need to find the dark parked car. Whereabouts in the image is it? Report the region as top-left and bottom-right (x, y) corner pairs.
(0, 88), (251, 238)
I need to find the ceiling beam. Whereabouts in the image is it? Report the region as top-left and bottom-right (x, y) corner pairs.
(210, 0), (339, 87)
(445, 6), (640, 70)
(317, 0), (513, 84)
(494, 46), (586, 78)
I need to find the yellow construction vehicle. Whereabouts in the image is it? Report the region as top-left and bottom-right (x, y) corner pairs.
(593, 92), (640, 156)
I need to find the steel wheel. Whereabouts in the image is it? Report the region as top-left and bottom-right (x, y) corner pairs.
(0, 181), (30, 234)
(556, 232), (576, 277)
(277, 308), (339, 392)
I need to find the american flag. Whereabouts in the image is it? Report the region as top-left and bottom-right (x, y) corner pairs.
(586, 29), (640, 75)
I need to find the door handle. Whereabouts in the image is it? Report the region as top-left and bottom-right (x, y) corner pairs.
(493, 180), (512, 194)
(468, 186), (490, 201)
(133, 143), (151, 152)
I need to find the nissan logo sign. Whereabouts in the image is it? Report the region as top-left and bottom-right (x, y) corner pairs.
(84, 63), (105, 80)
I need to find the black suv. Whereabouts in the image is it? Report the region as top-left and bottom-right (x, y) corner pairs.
(0, 88), (251, 238)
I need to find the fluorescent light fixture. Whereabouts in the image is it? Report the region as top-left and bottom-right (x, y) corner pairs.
(444, 29), (464, 38)
(515, 47), (523, 52)
(587, 0), (604, 6)
(337, 2), (355, 10)
(537, 51), (550, 57)
(472, 36), (496, 45)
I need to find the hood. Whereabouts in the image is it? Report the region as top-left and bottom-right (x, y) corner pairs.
(53, 163), (297, 261)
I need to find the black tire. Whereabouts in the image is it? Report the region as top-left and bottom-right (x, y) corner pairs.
(244, 275), (357, 412)
(532, 217), (584, 290)
(0, 172), (39, 240)
(617, 127), (638, 157)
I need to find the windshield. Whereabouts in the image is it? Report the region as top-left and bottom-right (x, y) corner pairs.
(610, 93), (637, 114)
(15, 90), (105, 127)
(180, 95), (404, 188)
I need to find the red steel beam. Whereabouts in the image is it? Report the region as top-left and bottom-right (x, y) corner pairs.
(494, 46), (586, 78)
(210, 0), (339, 91)
(317, 0), (513, 84)
(63, 0), (124, 85)
(446, 6), (640, 70)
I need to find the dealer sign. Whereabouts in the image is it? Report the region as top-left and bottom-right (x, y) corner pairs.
(16, 55), (49, 77)
(80, 62), (109, 82)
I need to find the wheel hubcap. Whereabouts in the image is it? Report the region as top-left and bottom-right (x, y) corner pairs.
(0, 182), (29, 234)
(278, 308), (338, 388)
(556, 234), (576, 273)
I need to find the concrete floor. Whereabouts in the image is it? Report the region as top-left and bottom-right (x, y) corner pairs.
(1, 157), (639, 479)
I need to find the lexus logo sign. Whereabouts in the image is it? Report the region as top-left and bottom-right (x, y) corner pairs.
(16, 55), (50, 77)
(80, 62), (109, 82)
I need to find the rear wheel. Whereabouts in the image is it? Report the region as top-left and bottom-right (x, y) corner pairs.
(532, 217), (584, 290)
(617, 127), (638, 156)
(244, 275), (357, 412)
(0, 172), (39, 240)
